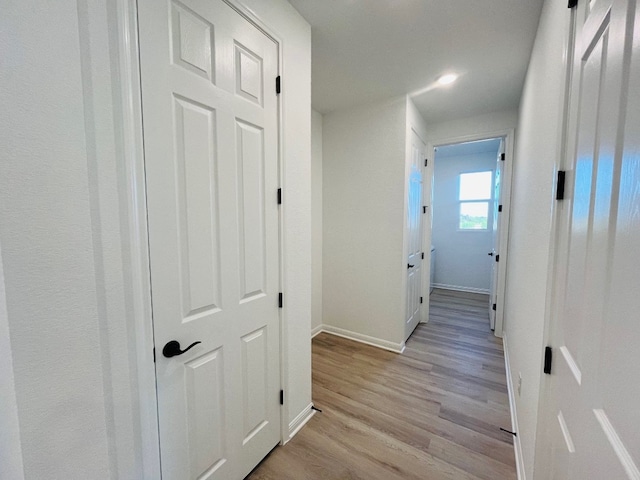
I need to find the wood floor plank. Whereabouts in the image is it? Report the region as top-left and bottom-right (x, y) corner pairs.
(247, 289), (516, 479)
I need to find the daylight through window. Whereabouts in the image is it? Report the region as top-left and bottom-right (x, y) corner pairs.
(459, 171), (492, 230)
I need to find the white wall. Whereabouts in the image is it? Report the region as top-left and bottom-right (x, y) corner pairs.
(427, 109), (518, 145)
(323, 97), (407, 350)
(0, 0), (312, 476)
(432, 151), (497, 292)
(1, 2), (120, 476)
(504, 0), (571, 478)
(311, 110), (323, 333)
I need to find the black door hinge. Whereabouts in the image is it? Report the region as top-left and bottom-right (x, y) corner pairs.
(280, 390), (284, 405)
(424, 158), (428, 167)
(568, 0), (577, 8)
(421, 252), (424, 260)
(278, 292), (283, 308)
(495, 254), (500, 262)
(492, 303), (497, 311)
(556, 171), (566, 200)
(498, 204), (503, 212)
(501, 153), (506, 161)
(423, 206), (427, 214)
(544, 346), (553, 374)
(276, 76), (281, 95)
(420, 296), (423, 304)
(277, 188), (282, 205)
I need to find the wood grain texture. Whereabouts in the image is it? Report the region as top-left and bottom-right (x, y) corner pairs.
(247, 289), (516, 480)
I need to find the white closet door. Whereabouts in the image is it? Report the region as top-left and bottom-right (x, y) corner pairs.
(138, 0), (281, 478)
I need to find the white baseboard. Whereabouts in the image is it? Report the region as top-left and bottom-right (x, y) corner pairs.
(311, 324), (323, 338)
(432, 283), (490, 295)
(503, 333), (526, 480)
(286, 403), (315, 444)
(316, 324), (405, 353)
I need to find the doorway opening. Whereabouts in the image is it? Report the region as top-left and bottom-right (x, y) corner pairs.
(428, 135), (511, 336)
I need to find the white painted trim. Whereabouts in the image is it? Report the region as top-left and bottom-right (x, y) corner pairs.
(432, 283), (490, 295)
(311, 325), (323, 338)
(557, 411), (575, 453)
(503, 334), (526, 480)
(320, 325), (406, 353)
(593, 409), (640, 480)
(285, 403), (315, 444)
(559, 345), (582, 385)
(430, 128), (515, 338)
(0, 242), (25, 480)
(117, 1), (162, 476)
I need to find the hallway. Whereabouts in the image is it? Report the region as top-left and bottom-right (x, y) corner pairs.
(248, 289), (516, 479)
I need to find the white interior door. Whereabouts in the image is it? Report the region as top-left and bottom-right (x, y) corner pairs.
(138, 1), (281, 478)
(489, 140), (504, 330)
(405, 129), (425, 340)
(542, 0), (640, 477)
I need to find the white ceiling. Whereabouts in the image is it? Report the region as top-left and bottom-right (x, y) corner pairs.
(287, 0), (545, 124)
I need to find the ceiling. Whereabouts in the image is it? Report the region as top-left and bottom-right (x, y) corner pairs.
(287, 0), (544, 124)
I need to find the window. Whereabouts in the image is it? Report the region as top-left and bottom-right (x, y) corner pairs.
(458, 171), (492, 230)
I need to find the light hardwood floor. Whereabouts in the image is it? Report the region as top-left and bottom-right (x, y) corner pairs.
(247, 289), (516, 479)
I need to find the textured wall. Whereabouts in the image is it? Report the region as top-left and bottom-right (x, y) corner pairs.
(323, 97), (407, 348)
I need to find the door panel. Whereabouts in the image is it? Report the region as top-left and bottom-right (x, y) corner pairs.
(241, 327), (268, 442)
(405, 129), (425, 340)
(489, 140), (504, 330)
(544, 0), (639, 477)
(185, 349), (225, 477)
(138, 0), (280, 478)
(236, 120), (267, 301)
(174, 96), (222, 318)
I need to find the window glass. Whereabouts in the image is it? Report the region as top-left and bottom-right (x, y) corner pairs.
(458, 170), (492, 230)
(459, 171), (492, 200)
(459, 202), (489, 230)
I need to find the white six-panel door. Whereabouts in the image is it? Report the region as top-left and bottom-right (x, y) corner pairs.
(138, 0), (281, 478)
(405, 129), (426, 340)
(489, 140), (504, 331)
(544, 0), (640, 477)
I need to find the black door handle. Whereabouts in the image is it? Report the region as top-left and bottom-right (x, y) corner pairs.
(408, 264), (415, 269)
(488, 252), (494, 256)
(163, 340), (202, 358)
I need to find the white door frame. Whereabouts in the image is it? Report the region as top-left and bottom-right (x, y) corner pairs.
(427, 128), (515, 338)
(113, 0), (288, 475)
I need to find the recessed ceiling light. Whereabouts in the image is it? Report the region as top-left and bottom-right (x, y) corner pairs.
(437, 73), (458, 85)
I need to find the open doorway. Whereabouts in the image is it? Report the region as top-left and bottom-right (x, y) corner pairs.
(429, 136), (511, 335)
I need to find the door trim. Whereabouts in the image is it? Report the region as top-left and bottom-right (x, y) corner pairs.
(114, 0), (161, 475)
(115, 0), (287, 476)
(428, 128), (515, 337)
